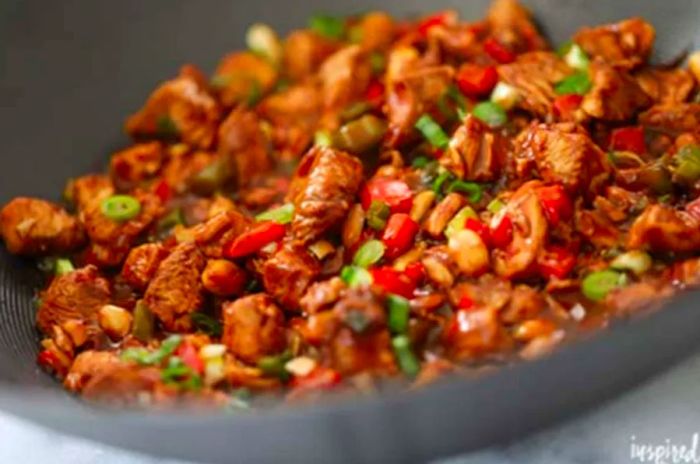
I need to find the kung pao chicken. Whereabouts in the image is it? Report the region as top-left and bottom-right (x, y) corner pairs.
(3, 0), (700, 409)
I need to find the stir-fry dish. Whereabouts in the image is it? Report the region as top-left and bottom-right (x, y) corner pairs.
(3, 0), (700, 408)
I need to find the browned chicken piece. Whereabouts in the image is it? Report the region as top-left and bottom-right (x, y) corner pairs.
(121, 243), (169, 290)
(386, 65), (454, 145)
(669, 257), (700, 288)
(429, 23), (482, 60)
(0, 197), (85, 256)
(283, 30), (338, 81)
(289, 146), (363, 243)
(66, 175), (114, 211)
(575, 209), (624, 249)
(192, 210), (252, 259)
(444, 307), (513, 361)
(450, 275), (513, 311)
(64, 350), (123, 392)
(500, 285), (545, 324)
(353, 12), (395, 51)
(143, 242), (206, 331)
(627, 204), (700, 252)
(261, 244), (321, 310)
(80, 190), (161, 266)
(423, 193), (465, 238)
(36, 265), (111, 335)
(217, 107), (272, 187)
(201, 259), (247, 297)
(440, 114), (508, 181)
(639, 103), (700, 134)
(109, 141), (163, 190)
(329, 288), (397, 376)
(212, 52), (278, 107)
(515, 122), (610, 193)
(635, 68), (695, 104)
(299, 277), (346, 314)
(582, 61), (651, 121)
(259, 82), (322, 160)
(222, 294), (286, 364)
(574, 18), (655, 69)
(319, 45), (372, 116)
(486, 0), (547, 52)
(493, 181), (548, 278)
(125, 65), (221, 150)
(605, 278), (675, 316)
(161, 149), (216, 194)
(82, 365), (161, 405)
(497, 52), (570, 118)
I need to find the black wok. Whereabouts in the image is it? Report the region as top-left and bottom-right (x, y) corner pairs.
(1, 0), (699, 462)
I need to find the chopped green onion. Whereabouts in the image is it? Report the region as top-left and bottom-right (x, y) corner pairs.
(353, 239), (385, 268)
(309, 14), (345, 39)
(156, 115), (179, 138)
(340, 265), (373, 288)
(246, 23), (282, 66)
(472, 101), (508, 127)
(444, 206), (478, 238)
(191, 312), (223, 337)
(563, 43), (590, 71)
(161, 356), (203, 391)
(415, 114), (450, 149)
(554, 72), (592, 96)
(334, 114), (388, 153)
(344, 309), (370, 334)
(581, 269), (628, 302)
(431, 170), (455, 195)
(490, 82), (520, 111)
(257, 351), (293, 381)
(447, 180), (483, 203)
(411, 156), (431, 169)
(487, 198), (506, 214)
(101, 195), (141, 222)
(54, 258), (74, 276)
(340, 101), (373, 122)
(256, 203), (295, 224)
(610, 250), (652, 276)
(314, 130), (333, 147)
(190, 157), (232, 195)
(121, 334), (182, 365)
(367, 200), (390, 230)
(369, 52), (386, 75)
(392, 335), (420, 377)
(387, 294), (410, 334)
(132, 301), (155, 342)
(671, 144), (700, 186)
(447, 85), (468, 113)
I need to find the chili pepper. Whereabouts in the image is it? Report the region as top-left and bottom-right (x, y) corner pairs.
(490, 213), (513, 249)
(457, 294), (474, 309)
(537, 245), (576, 279)
(371, 266), (416, 299)
(553, 94), (583, 119)
(484, 37), (516, 64)
(290, 366), (342, 391)
(404, 261), (425, 284)
(153, 179), (172, 203)
(417, 10), (452, 37)
(224, 221), (286, 258)
(536, 184), (573, 226)
(101, 195), (141, 222)
(465, 218), (491, 247)
(382, 213), (419, 258)
(610, 126), (646, 155)
(455, 64), (498, 98)
(364, 79), (385, 104)
(37, 349), (66, 376)
(176, 342), (205, 375)
(360, 178), (413, 214)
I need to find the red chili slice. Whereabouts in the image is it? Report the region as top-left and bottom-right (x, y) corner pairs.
(537, 245), (576, 279)
(417, 11), (453, 37)
(364, 79), (385, 104)
(371, 266), (416, 299)
(153, 179), (172, 204)
(404, 261), (425, 284)
(553, 94), (583, 120)
(484, 37), (516, 64)
(457, 294), (474, 310)
(490, 214), (513, 249)
(455, 64), (498, 98)
(535, 184), (573, 226)
(176, 342), (204, 375)
(290, 367), (342, 390)
(465, 218), (492, 247)
(382, 213), (419, 258)
(360, 178), (413, 214)
(224, 222), (286, 259)
(610, 126), (646, 155)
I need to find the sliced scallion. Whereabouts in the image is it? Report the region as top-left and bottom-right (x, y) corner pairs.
(581, 269), (628, 302)
(353, 239), (386, 268)
(415, 114), (449, 149)
(366, 200), (390, 230)
(387, 294), (410, 334)
(392, 335), (420, 377)
(256, 203), (295, 224)
(472, 101), (508, 127)
(340, 265), (373, 288)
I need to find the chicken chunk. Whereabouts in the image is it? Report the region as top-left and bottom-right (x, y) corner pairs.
(143, 242), (206, 331)
(1, 197), (85, 256)
(217, 107), (272, 187)
(192, 210), (252, 259)
(581, 61), (651, 121)
(82, 365), (161, 405)
(261, 245), (321, 310)
(319, 45), (372, 114)
(283, 30), (338, 81)
(65, 175), (114, 211)
(440, 114), (507, 181)
(627, 204), (700, 252)
(486, 0), (547, 52)
(121, 243), (169, 290)
(222, 294), (286, 364)
(353, 12), (395, 51)
(639, 103), (700, 134)
(444, 307), (512, 361)
(212, 52), (277, 107)
(573, 18), (655, 69)
(289, 146), (363, 243)
(109, 141), (163, 190)
(125, 65), (221, 149)
(299, 277), (346, 314)
(64, 350), (123, 392)
(36, 265), (111, 335)
(635, 68), (695, 104)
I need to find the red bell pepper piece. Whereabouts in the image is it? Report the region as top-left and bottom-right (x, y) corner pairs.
(537, 245), (576, 279)
(382, 213), (419, 258)
(465, 218), (492, 247)
(457, 294), (474, 310)
(224, 221), (286, 258)
(455, 64), (498, 98)
(364, 79), (385, 104)
(535, 184), (573, 226)
(484, 37), (516, 64)
(176, 342), (204, 375)
(417, 11), (453, 37)
(490, 214), (513, 249)
(360, 178), (413, 214)
(404, 261), (425, 284)
(553, 94), (583, 120)
(371, 266), (416, 299)
(610, 126), (646, 155)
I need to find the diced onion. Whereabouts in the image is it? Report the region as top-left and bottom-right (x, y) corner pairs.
(490, 82), (520, 110)
(246, 23), (282, 66)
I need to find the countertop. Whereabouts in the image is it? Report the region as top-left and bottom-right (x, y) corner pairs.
(2, 351), (700, 464)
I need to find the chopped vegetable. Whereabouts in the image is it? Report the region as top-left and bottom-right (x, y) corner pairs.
(366, 200), (391, 230)
(581, 269), (628, 302)
(370, 266), (416, 299)
(121, 334), (182, 365)
(483, 37), (515, 63)
(132, 301), (155, 342)
(360, 178), (413, 214)
(415, 114), (450, 149)
(537, 245), (576, 279)
(490, 82), (521, 110)
(314, 130), (333, 147)
(246, 23), (283, 66)
(487, 198), (505, 214)
(101, 195), (141, 222)
(334, 114), (387, 154)
(382, 213), (419, 258)
(308, 14), (345, 39)
(224, 222), (286, 258)
(446, 179), (482, 203)
(456, 64), (498, 98)
(671, 144), (700, 186)
(353, 239), (386, 268)
(561, 43), (590, 71)
(610, 127), (646, 155)
(256, 203), (295, 224)
(554, 72), (592, 96)
(553, 94), (583, 119)
(536, 184), (573, 226)
(472, 101), (508, 127)
(387, 294), (410, 334)
(161, 356), (203, 391)
(417, 10), (453, 36)
(54, 258), (74, 276)
(489, 213), (513, 249)
(258, 351), (293, 381)
(444, 206), (477, 238)
(340, 265), (373, 288)
(391, 335), (421, 377)
(191, 312), (223, 337)
(411, 156), (431, 169)
(190, 157), (232, 195)
(610, 250), (652, 276)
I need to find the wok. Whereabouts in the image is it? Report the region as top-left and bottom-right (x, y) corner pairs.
(1, 0), (699, 462)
